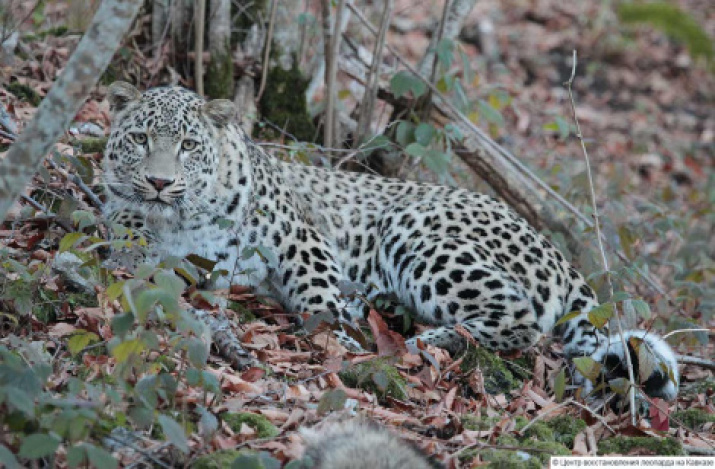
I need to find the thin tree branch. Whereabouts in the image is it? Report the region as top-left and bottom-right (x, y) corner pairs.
(194, 0), (206, 95)
(354, 0), (393, 146)
(565, 50), (637, 424)
(677, 355), (715, 371)
(256, 0), (279, 103)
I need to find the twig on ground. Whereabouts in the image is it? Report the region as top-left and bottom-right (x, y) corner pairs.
(45, 158), (104, 210)
(683, 445), (715, 456)
(19, 194), (72, 232)
(518, 399), (573, 434)
(256, 0), (279, 103)
(564, 50), (637, 424)
(677, 355), (715, 371)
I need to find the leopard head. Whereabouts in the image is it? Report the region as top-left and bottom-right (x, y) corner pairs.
(104, 81), (235, 217)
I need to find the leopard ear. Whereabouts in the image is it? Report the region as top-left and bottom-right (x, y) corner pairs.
(107, 81), (141, 114)
(201, 99), (235, 127)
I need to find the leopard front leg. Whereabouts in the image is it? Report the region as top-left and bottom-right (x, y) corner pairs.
(104, 209), (156, 271)
(261, 223), (365, 351)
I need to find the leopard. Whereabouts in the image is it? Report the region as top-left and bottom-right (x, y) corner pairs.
(102, 81), (680, 402)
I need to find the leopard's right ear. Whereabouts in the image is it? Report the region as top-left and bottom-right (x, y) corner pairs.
(107, 81), (141, 114)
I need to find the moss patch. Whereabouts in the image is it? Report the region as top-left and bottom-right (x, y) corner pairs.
(221, 412), (279, 438)
(338, 357), (408, 400)
(460, 413), (582, 466)
(258, 64), (316, 143)
(671, 409), (715, 431)
(461, 414), (499, 431)
(598, 436), (683, 456)
(460, 347), (527, 395)
(7, 82), (41, 106)
(192, 449), (242, 469)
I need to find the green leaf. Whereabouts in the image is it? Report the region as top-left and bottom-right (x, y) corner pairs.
(154, 270), (185, 297)
(422, 150), (451, 175)
(255, 245), (278, 267)
(477, 99), (505, 127)
(573, 356), (601, 382)
(554, 368), (566, 402)
(67, 446), (87, 468)
(185, 254), (218, 272)
(395, 121), (415, 147)
(59, 232), (87, 253)
(85, 444), (118, 469)
(5, 387), (35, 417)
(71, 210), (96, 231)
(632, 299), (651, 319)
(111, 338), (144, 363)
(106, 281), (125, 301)
(405, 142), (427, 158)
(67, 331), (100, 356)
(414, 123), (435, 146)
(611, 291), (630, 302)
(158, 414), (189, 453)
(187, 338), (209, 367)
(587, 303), (613, 329)
(358, 135), (392, 154)
(111, 312), (135, 338)
(618, 225), (637, 260)
(390, 71), (426, 99)
(608, 377), (630, 395)
(435, 38), (454, 68)
(18, 433), (60, 459)
(0, 444), (21, 469)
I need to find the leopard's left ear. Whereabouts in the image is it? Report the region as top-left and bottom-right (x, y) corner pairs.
(107, 81), (141, 114)
(201, 99), (235, 127)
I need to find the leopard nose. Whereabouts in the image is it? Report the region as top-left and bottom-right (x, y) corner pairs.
(146, 176), (174, 190)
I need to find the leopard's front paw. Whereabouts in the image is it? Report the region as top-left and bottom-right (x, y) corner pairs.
(103, 246), (147, 272)
(581, 330), (679, 401)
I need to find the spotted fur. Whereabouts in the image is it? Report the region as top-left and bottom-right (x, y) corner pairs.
(103, 82), (679, 401)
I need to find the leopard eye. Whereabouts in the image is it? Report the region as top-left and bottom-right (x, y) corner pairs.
(131, 132), (148, 145)
(181, 139), (199, 151)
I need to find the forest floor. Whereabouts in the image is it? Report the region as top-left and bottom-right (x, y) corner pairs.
(0, 0), (713, 467)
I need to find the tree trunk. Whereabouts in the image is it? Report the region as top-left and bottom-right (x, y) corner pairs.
(151, 0), (170, 54)
(0, 0), (143, 223)
(206, 0), (233, 98)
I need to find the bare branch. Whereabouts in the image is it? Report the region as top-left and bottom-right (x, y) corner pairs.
(677, 355), (715, 372)
(194, 0), (206, 95)
(256, 0), (279, 103)
(354, 0), (393, 146)
(564, 50), (637, 423)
